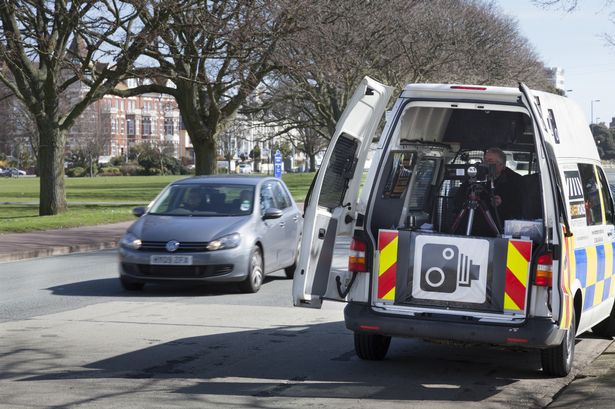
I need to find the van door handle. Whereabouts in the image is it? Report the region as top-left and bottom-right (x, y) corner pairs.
(318, 228), (325, 239)
(293, 215), (300, 222)
(279, 222), (285, 227)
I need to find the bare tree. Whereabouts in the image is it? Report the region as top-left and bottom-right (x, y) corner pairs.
(532, 0), (615, 45)
(69, 103), (110, 177)
(0, 1), (168, 215)
(258, 0), (551, 153)
(109, 0), (301, 175)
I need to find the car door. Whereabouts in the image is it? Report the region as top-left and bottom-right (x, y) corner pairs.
(271, 180), (301, 267)
(259, 181), (285, 272)
(292, 76), (394, 308)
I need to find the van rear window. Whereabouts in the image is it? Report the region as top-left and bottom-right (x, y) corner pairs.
(318, 134), (358, 210)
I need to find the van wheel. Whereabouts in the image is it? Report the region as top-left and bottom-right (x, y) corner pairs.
(354, 332), (391, 360)
(119, 276), (145, 291)
(541, 308), (576, 377)
(239, 247), (263, 293)
(592, 305), (615, 338)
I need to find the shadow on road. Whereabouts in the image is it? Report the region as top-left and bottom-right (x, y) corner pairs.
(45, 275), (286, 298)
(14, 321), (549, 403)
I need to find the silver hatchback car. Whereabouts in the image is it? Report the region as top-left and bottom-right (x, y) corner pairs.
(118, 176), (302, 293)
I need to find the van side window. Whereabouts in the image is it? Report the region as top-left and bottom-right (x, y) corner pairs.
(382, 152), (415, 198)
(596, 167), (614, 224)
(577, 163), (604, 225)
(547, 109), (560, 144)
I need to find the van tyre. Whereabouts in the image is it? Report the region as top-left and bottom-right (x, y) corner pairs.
(119, 276), (145, 291)
(592, 305), (615, 338)
(541, 308), (576, 377)
(354, 332), (391, 360)
(240, 247), (263, 293)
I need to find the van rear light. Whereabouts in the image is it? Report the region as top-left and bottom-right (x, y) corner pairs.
(534, 253), (553, 287)
(450, 85), (487, 91)
(349, 238), (367, 272)
(359, 325), (380, 331)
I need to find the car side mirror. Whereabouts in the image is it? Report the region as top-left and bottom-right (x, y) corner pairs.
(132, 207), (146, 218)
(262, 208), (283, 220)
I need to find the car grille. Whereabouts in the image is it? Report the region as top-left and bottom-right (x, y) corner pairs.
(139, 241), (210, 252)
(122, 263), (234, 278)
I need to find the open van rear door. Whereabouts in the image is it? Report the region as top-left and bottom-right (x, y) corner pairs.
(292, 76), (394, 308)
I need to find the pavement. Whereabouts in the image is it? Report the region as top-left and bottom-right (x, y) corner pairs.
(0, 222), (614, 408)
(0, 220), (132, 263)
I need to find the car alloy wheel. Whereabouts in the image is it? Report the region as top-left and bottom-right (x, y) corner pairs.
(240, 247), (263, 293)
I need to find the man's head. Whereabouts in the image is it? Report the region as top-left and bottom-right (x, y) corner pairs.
(239, 189), (252, 202)
(484, 147), (506, 177)
(186, 189), (202, 208)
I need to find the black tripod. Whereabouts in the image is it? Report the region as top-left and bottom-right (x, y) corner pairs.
(451, 182), (501, 236)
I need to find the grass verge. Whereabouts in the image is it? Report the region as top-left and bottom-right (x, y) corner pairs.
(0, 173), (315, 233)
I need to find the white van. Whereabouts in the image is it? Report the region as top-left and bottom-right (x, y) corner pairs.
(292, 77), (615, 377)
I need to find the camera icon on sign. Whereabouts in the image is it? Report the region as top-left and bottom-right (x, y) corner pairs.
(419, 244), (480, 293)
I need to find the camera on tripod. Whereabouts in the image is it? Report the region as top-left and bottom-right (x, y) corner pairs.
(444, 162), (496, 184)
(447, 160), (501, 236)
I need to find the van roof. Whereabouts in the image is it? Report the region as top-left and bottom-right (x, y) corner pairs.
(400, 83), (600, 162)
(401, 84), (522, 104)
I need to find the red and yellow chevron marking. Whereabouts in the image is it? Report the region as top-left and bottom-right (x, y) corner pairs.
(378, 230), (398, 301)
(504, 239), (532, 311)
(559, 226), (575, 330)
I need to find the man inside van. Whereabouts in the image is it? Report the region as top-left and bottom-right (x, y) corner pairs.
(453, 147), (524, 236)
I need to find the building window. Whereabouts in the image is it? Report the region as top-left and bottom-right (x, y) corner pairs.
(142, 116), (152, 136)
(164, 118), (174, 135)
(126, 115), (135, 136)
(111, 118), (117, 133)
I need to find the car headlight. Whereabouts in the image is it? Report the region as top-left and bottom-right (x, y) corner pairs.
(207, 233), (241, 251)
(120, 232), (142, 250)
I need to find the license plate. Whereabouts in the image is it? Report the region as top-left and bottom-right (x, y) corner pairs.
(150, 255), (193, 265)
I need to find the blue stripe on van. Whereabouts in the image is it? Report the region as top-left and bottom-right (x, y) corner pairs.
(584, 285), (595, 310)
(603, 277), (612, 303)
(597, 244), (605, 282)
(575, 248), (587, 288)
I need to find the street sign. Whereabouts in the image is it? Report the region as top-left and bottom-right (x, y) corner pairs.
(274, 150), (282, 178)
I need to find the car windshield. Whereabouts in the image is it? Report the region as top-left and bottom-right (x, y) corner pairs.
(148, 184), (255, 217)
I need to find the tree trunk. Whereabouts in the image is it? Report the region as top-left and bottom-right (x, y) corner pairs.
(309, 153), (317, 172)
(193, 138), (218, 175)
(38, 127), (67, 215)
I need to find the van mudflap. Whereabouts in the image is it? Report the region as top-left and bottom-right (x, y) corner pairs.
(344, 303), (564, 348)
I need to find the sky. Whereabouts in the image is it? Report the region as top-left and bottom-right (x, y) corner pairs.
(495, 0), (615, 126)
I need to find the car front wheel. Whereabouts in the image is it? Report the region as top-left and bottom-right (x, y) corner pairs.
(239, 247), (263, 293)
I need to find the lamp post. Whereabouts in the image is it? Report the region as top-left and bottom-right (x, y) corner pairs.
(591, 99), (600, 124)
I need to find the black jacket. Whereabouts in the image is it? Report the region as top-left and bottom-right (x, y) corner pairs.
(453, 167), (524, 236)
